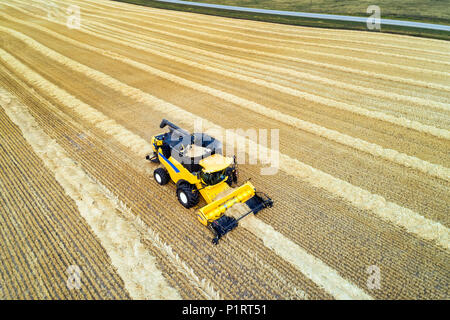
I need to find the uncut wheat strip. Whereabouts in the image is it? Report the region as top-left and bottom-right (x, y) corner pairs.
(79, 0), (450, 57)
(0, 88), (181, 300)
(5, 4), (449, 116)
(51, 0), (450, 73)
(2, 40), (448, 254)
(3, 26), (448, 181)
(0, 178), (56, 299)
(7, 0), (449, 92)
(2, 51), (445, 299)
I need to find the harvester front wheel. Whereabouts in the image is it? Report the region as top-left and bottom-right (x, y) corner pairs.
(154, 168), (170, 185)
(176, 183), (199, 208)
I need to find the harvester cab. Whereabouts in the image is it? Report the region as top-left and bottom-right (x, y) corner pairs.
(146, 119), (273, 244)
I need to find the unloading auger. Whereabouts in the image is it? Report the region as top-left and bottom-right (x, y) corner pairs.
(146, 119), (273, 244)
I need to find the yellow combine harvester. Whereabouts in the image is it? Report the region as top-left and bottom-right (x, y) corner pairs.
(146, 119), (273, 244)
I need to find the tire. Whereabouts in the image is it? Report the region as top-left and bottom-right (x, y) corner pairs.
(176, 183), (199, 208)
(154, 168), (170, 185)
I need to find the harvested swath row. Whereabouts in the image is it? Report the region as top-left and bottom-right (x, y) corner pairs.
(6, 4), (449, 118)
(68, 0), (450, 69)
(0, 49), (371, 300)
(86, 31), (450, 134)
(0, 61), (322, 300)
(79, 0), (450, 56)
(78, 9), (450, 80)
(0, 97), (131, 299)
(1, 43), (448, 253)
(241, 165), (450, 299)
(9, 1), (450, 93)
(5, 76), (325, 300)
(0, 88), (182, 300)
(2, 26), (447, 183)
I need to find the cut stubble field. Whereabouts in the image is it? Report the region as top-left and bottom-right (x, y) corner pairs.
(0, 0), (449, 300)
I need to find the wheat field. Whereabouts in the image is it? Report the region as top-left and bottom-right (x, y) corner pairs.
(0, 0), (449, 300)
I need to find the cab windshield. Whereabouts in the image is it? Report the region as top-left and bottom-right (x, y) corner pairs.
(200, 169), (226, 186)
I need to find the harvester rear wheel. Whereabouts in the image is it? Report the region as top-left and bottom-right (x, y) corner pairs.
(176, 183), (199, 208)
(154, 168), (170, 185)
